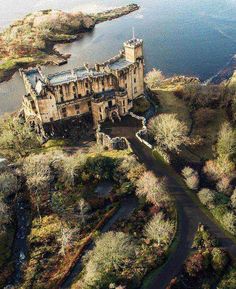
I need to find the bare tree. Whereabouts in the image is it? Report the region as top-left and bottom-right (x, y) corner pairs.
(82, 232), (136, 288)
(57, 226), (74, 256)
(145, 68), (165, 89)
(144, 212), (175, 246)
(136, 171), (170, 206)
(78, 199), (90, 225)
(148, 113), (189, 152)
(23, 154), (51, 222)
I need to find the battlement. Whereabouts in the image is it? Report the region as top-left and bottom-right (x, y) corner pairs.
(124, 38), (143, 48)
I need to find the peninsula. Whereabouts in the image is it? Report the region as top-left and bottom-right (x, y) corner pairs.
(0, 4), (139, 83)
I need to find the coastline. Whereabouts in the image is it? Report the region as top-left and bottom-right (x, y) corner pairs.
(207, 54), (236, 84)
(0, 4), (139, 84)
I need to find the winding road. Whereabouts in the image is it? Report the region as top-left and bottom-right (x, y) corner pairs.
(101, 115), (236, 289)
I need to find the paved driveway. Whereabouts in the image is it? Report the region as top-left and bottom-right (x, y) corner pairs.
(102, 118), (236, 289)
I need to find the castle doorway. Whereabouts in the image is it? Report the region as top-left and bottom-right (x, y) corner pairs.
(108, 100), (113, 108)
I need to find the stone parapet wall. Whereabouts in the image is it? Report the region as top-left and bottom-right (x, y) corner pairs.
(129, 112), (153, 149)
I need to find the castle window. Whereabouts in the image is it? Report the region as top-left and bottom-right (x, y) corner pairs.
(78, 93), (82, 98)
(134, 87), (137, 93)
(102, 88), (105, 92)
(61, 107), (67, 118)
(134, 69), (136, 75)
(102, 80), (104, 86)
(125, 84), (128, 89)
(134, 78), (136, 83)
(99, 107), (102, 113)
(85, 83), (88, 88)
(61, 96), (64, 103)
(124, 108), (126, 113)
(100, 114), (103, 121)
(50, 117), (54, 122)
(31, 100), (36, 109)
(75, 104), (80, 114)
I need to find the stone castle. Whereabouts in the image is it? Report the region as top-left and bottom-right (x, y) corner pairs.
(20, 37), (144, 136)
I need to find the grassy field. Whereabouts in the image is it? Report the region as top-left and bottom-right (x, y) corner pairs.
(153, 89), (192, 129)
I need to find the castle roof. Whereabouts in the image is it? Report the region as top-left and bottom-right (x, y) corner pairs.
(25, 68), (43, 88)
(108, 57), (133, 71)
(47, 67), (108, 86)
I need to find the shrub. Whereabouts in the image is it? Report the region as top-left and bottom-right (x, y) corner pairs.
(211, 248), (229, 272)
(217, 267), (236, 289)
(216, 122), (236, 160)
(198, 188), (216, 209)
(133, 97), (150, 114)
(203, 159), (235, 182)
(83, 155), (116, 181)
(182, 166), (199, 190)
(192, 225), (218, 249)
(222, 212), (236, 235)
(0, 171), (19, 197)
(194, 108), (216, 127)
(0, 194), (10, 234)
(0, 116), (41, 160)
(144, 212), (175, 246)
(216, 176), (233, 196)
(154, 147), (170, 164)
(185, 252), (207, 277)
(230, 189), (236, 209)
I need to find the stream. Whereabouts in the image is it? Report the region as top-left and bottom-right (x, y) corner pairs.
(61, 195), (138, 289)
(5, 193), (30, 288)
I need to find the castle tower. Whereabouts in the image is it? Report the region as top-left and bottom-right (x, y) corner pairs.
(124, 36), (143, 63)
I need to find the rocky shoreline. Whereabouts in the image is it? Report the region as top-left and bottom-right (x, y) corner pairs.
(0, 4), (139, 83)
(208, 54), (236, 84)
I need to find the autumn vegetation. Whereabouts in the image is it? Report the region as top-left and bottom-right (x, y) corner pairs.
(145, 67), (236, 238)
(167, 225), (235, 289)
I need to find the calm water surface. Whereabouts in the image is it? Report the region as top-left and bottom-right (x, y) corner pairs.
(1, 0), (236, 114)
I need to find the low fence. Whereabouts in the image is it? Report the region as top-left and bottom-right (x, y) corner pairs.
(129, 112), (153, 149)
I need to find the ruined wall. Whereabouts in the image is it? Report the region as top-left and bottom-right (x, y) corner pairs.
(96, 125), (130, 150)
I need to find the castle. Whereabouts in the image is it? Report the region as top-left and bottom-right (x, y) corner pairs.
(20, 37), (144, 136)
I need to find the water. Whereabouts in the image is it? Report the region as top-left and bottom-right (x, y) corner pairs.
(1, 0), (236, 115)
